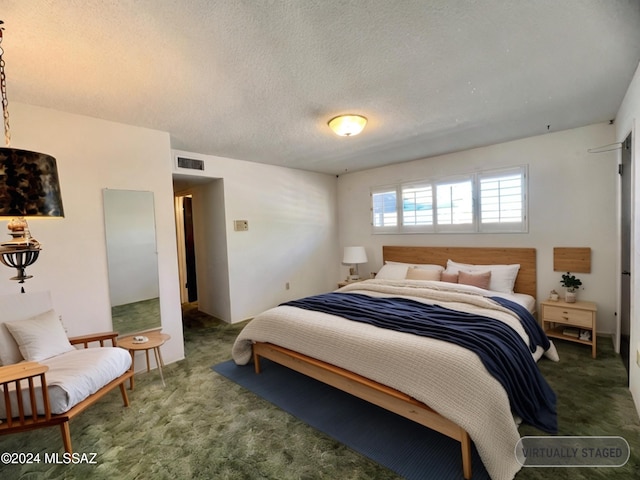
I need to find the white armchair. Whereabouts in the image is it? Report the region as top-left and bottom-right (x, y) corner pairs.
(0, 291), (133, 453)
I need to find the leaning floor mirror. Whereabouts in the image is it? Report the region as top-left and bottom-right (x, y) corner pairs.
(103, 189), (161, 335)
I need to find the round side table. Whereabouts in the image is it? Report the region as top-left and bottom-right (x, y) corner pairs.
(118, 332), (171, 389)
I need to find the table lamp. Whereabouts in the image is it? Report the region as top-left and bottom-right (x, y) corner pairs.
(343, 246), (368, 281)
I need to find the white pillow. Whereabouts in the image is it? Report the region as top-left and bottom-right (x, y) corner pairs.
(445, 259), (520, 293)
(386, 261), (444, 272)
(0, 323), (23, 366)
(375, 263), (409, 280)
(5, 309), (75, 362)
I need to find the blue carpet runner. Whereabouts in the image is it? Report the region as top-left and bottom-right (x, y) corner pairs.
(213, 359), (490, 480)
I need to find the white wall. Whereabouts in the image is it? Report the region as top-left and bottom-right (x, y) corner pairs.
(1, 103), (185, 365)
(616, 61), (640, 414)
(173, 150), (340, 323)
(338, 123), (618, 333)
(191, 178), (232, 321)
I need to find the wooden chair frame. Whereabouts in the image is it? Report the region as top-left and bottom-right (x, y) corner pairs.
(0, 332), (134, 453)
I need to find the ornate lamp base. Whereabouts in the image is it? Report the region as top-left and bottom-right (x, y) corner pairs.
(0, 247), (40, 290)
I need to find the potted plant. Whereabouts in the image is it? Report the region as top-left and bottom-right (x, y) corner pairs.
(560, 272), (582, 303)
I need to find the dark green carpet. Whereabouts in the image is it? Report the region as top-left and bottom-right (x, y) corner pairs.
(0, 303), (638, 479)
(517, 338), (640, 479)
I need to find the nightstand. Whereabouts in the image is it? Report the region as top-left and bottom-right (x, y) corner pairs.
(540, 299), (597, 358)
(338, 279), (365, 288)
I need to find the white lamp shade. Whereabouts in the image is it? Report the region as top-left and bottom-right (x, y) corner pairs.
(343, 246), (368, 264)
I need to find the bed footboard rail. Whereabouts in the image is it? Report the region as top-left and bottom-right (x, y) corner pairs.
(252, 341), (472, 480)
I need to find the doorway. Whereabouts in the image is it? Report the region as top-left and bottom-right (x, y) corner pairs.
(620, 132), (632, 379)
(174, 193), (198, 307)
(173, 176), (232, 323)
(183, 196), (198, 303)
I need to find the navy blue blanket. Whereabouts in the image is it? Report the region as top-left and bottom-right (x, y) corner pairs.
(282, 292), (557, 434)
(489, 296), (551, 354)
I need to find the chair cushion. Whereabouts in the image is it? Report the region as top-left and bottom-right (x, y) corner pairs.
(1, 347), (132, 417)
(4, 310), (75, 362)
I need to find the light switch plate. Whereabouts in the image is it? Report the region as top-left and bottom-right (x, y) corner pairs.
(234, 220), (248, 231)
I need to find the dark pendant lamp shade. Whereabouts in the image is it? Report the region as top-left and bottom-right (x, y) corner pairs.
(0, 21), (65, 289)
(0, 148), (64, 217)
(0, 148), (64, 288)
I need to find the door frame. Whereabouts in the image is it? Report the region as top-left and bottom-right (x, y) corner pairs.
(174, 195), (190, 304)
(618, 132), (633, 371)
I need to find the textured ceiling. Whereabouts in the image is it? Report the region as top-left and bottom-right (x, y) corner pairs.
(2, 1), (640, 175)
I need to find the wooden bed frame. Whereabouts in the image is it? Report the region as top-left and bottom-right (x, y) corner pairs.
(252, 246), (537, 480)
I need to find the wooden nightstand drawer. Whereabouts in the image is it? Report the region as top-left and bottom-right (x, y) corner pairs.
(542, 305), (593, 328)
(540, 299), (597, 358)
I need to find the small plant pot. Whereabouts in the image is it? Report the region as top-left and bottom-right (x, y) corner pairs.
(565, 291), (577, 303)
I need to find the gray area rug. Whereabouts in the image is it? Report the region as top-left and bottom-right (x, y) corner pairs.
(213, 358), (489, 480)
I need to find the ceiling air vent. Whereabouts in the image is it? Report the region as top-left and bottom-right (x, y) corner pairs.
(176, 157), (205, 171)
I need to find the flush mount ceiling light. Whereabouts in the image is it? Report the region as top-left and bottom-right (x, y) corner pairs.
(328, 114), (367, 136)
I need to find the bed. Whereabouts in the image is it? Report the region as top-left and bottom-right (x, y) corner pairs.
(232, 246), (558, 480)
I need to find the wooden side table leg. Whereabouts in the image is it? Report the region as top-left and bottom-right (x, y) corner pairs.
(145, 349), (151, 372)
(129, 350), (136, 390)
(156, 344), (166, 368)
(153, 347), (166, 387)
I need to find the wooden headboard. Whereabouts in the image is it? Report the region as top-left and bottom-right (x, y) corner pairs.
(382, 246), (537, 298)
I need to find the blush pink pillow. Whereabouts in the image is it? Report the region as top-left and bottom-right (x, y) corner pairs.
(441, 271), (459, 283)
(405, 268), (442, 281)
(458, 270), (492, 290)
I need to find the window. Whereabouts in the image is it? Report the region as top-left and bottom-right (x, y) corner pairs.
(402, 184), (433, 226)
(371, 166), (527, 234)
(479, 167), (526, 232)
(436, 179), (473, 228)
(371, 187), (398, 228)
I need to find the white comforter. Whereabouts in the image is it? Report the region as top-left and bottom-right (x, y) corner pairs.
(1, 346), (132, 417)
(232, 279), (558, 480)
